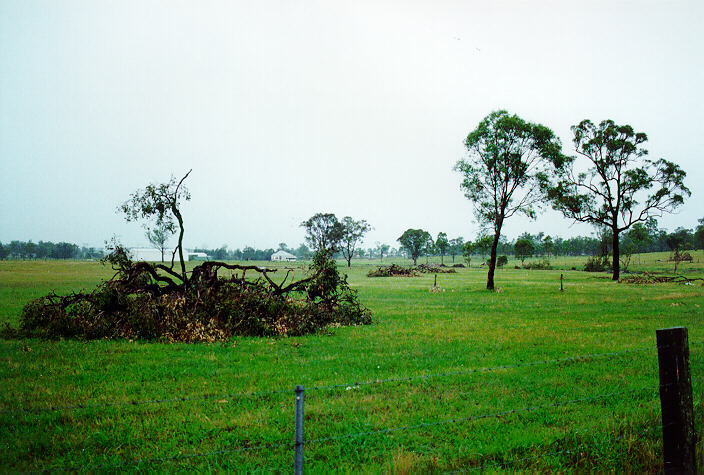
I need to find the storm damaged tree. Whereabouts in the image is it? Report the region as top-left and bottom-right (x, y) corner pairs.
(340, 217), (372, 267)
(455, 110), (566, 290)
(16, 175), (372, 342)
(543, 119), (690, 280)
(120, 170), (192, 284)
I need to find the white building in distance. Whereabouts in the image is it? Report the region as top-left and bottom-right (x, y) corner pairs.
(129, 248), (189, 262)
(271, 250), (297, 262)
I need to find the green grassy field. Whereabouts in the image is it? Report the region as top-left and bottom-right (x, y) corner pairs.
(1, 254), (704, 472)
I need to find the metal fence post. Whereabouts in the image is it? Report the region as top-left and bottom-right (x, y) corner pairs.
(656, 327), (697, 474)
(294, 385), (305, 475)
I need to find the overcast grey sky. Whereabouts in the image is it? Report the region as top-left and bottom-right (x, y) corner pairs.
(1, 0), (702, 250)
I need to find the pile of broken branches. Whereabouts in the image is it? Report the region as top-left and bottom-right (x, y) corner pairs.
(15, 255), (372, 342)
(367, 264), (457, 277)
(620, 272), (704, 285)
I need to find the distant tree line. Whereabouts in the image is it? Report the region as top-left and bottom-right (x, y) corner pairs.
(0, 241), (104, 260)
(3, 218), (701, 263)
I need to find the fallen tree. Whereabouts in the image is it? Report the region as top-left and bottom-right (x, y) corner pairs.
(18, 246), (371, 342)
(620, 272), (703, 285)
(14, 172), (372, 342)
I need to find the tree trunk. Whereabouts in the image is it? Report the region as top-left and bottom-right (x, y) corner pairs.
(487, 231), (500, 290)
(441, 253), (444, 265)
(346, 256), (351, 267)
(612, 228), (620, 281)
(173, 206), (187, 285)
(412, 255), (417, 265)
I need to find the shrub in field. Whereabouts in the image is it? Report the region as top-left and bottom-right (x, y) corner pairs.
(584, 255), (611, 272)
(486, 255), (508, 267)
(17, 250), (371, 342)
(523, 259), (552, 270)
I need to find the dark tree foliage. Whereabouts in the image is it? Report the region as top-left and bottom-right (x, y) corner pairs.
(544, 119), (690, 280)
(448, 237), (463, 263)
(436, 232), (449, 265)
(473, 234), (493, 262)
(397, 229), (432, 265)
(455, 110), (565, 290)
(695, 218), (704, 250)
(462, 241), (474, 267)
(514, 238), (534, 265)
(300, 213), (345, 255)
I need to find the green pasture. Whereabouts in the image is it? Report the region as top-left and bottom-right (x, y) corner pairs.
(1, 254), (704, 472)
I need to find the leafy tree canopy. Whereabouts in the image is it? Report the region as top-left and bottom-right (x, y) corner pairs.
(340, 217), (372, 267)
(543, 119), (690, 280)
(514, 238), (535, 264)
(397, 228), (432, 265)
(300, 213), (344, 255)
(455, 110), (565, 289)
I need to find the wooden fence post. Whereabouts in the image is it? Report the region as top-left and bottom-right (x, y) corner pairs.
(294, 385), (305, 475)
(657, 327), (697, 473)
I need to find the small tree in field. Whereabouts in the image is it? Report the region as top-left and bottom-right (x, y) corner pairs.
(449, 237), (464, 263)
(340, 217), (372, 267)
(462, 241), (474, 267)
(456, 110), (565, 290)
(544, 119), (690, 280)
(436, 232), (449, 265)
(120, 170), (191, 283)
(300, 213), (344, 256)
(473, 235), (493, 264)
(542, 235), (553, 257)
(146, 222), (171, 262)
(626, 219), (655, 264)
(377, 243), (390, 262)
(666, 227), (692, 273)
(398, 229), (432, 265)
(514, 238), (534, 265)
